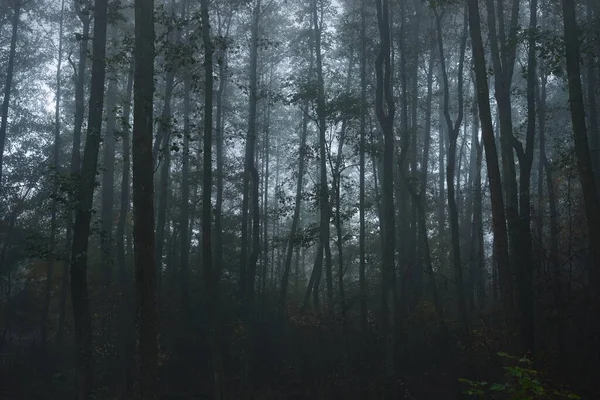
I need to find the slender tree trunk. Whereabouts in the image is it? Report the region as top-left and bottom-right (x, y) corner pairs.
(484, 0), (521, 330)
(308, 0), (333, 312)
(333, 53), (353, 366)
(359, 0), (367, 335)
(512, 0), (538, 354)
(437, 86), (446, 273)
(419, 35), (442, 319)
(396, 0), (410, 308)
(180, 28), (191, 314)
(41, 0), (64, 354)
(214, 14), (231, 294)
(469, 86), (485, 309)
(261, 91), (270, 301)
(586, 0), (600, 182)
(561, 0), (600, 276)
(200, 2), (223, 397)
(280, 74), (312, 313)
(100, 26), (120, 342)
(240, 1), (262, 318)
(375, 0), (396, 397)
(435, 6), (469, 337)
(70, 0), (109, 395)
(537, 69), (566, 372)
(0, 0), (20, 186)
(467, 0), (514, 316)
(132, 0), (158, 396)
(154, 30), (178, 288)
(57, 5), (91, 348)
(117, 59), (135, 398)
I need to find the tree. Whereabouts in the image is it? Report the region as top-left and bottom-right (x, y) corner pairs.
(561, 0), (600, 284)
(240, 0), (262, 309)
(41, 0), (65, 354)
(434, 4), (469, 337)
(466, 0), (513, 316)
(311, 0), (333, 311)
(374, 0), (396, 397)
(0, 0), (20, 187)
(57, 0), (92, 349)
(69, 0), (109, 396)
(199, 0), (222, 397)
(132, 0), (158, 396)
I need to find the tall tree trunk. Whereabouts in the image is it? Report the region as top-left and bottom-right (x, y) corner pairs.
(117, 61), (134, 297)
(261, 89), (270, 301)
(562, 4), (600, 372)
(70, 0), (109, 395)
(484, 0), (521, 331)
(420, 35), (442, 319)
(154, 20), (179, 288)
(312, 0), (334, 312)
(241, 0), (262, 307)
(280, 103), (311, 313)
(214, 14), (231, 298)
(180, 23), (191, 315)
(537, 69), (566, 373)
(132, 0), (158, 396)
(117, 59), (135, 398)
(407, 0), (423, 306)
(396, 0), (410, 308)
(200, 2), (223, 397)
(359, 0), (367, 335)
(512, 0), (538, 354)
(100, 26), (120, 342)
(468, 86), (485, 309)
(42, 0), (64, 354)
(586, 0), (600, 182)
(57, 3), (92, 348)
(467, 0), (514, 317)
(375, 0), (396, 397)
(0, 0), (19, 185)
(435, 6), (469, 337)
(333, 52), (354, 364)
(437, 86), (446, 274)
(561, 0), (600, 282)
(57, 1), (91, 349)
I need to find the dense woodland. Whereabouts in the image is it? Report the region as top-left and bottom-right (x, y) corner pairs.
(0, 0), (599, 398)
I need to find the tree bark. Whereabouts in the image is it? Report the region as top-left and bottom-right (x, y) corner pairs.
(280, 64), (312, 314)
(41, 0), (64, 354)
(311, 0), (334, 312)
(586, 0), (600, 183)
(154, 15), (180, 289)
(100, 26), (120, 342)
(70, 0), (109, 395)
(561, 0), (600, 283)
(200, 1), (223, 398)
(467, 0), (514, 316)
(0, 0), (20, 187)
(359, 0), (367, 335)
(375, 0), (396, 397)
(116, 58), (135, 398)
(484, 0), (521, 327)
(240, 0), (262, 308)
(132, 0), (158, 397)
(180, 12), (191, 314)
(57, 1), (91, 348)
(512, 0), (538, 354)
(214, 12), (231, 300)
(435, 6), (469, 337)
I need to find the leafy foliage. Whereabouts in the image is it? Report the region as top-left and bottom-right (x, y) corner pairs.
(460, 353), (581, 400)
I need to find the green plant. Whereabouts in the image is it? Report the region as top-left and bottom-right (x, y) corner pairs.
(459, 352), (581, 400)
